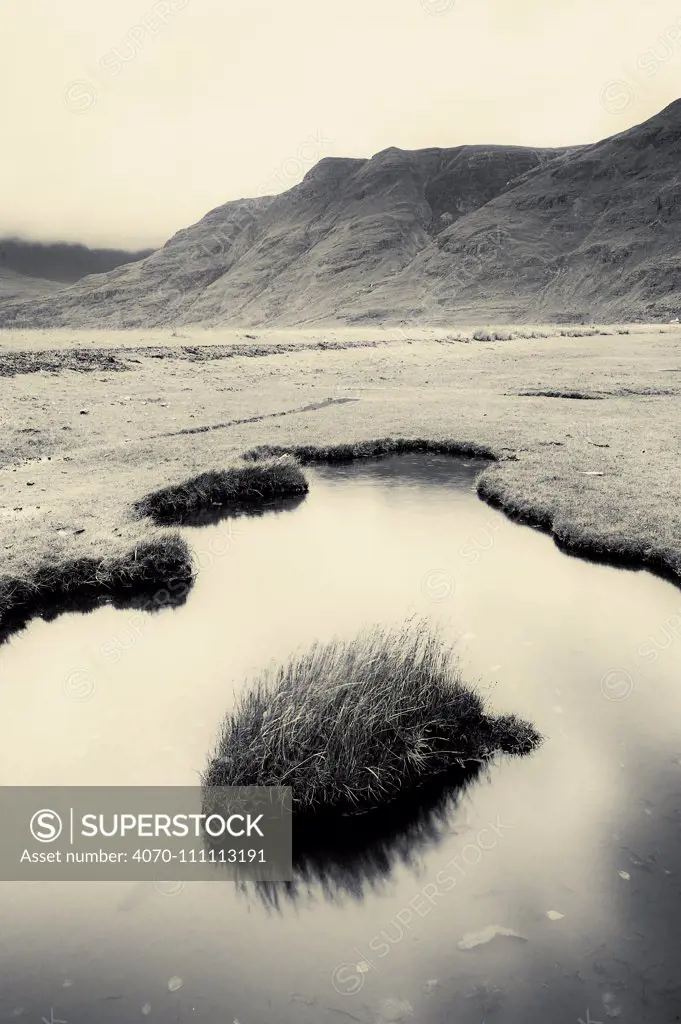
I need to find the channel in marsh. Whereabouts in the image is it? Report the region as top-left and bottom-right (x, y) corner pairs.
(0, 454), (680, 1024)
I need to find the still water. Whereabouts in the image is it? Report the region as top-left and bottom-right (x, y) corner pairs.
(0, 455), (680, 1023)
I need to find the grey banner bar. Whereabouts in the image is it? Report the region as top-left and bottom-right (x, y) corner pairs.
(0, 787), (292, 881)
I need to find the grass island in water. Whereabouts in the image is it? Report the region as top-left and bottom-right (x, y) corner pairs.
(204, 621), (541, 815)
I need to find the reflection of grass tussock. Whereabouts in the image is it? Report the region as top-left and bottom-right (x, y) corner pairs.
(0, 534), (194, 645)
(204, 621), (541, 815)
(243, 437), (498, 465)
(242, 762), (485, 909)
(133, 457), (308, 525)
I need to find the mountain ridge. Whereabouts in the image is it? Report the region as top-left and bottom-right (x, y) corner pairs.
(2, 102), (681, 328)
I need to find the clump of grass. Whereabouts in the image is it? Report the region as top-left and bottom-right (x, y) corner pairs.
(204, 621), (541, 814)
(133, 456), (308, 525)
(559, 328), (605, 337)
(472, 328), (515, 342)
(0, 534), (194, 644)
(242, 437), (498, 465)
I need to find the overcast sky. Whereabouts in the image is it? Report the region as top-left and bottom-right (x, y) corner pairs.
(3, 0), (681, 248)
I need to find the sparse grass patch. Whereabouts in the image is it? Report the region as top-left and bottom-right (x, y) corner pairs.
(242, 437), (499, 464)
(559, 328), (606, 337)
(0, 349), (129, 376)
(0, 534), (194, 644)
(517, 389), (605, 400)
(133, 456), (309, 525)
(0, 339), (393, 377)
(203, 621), (541, 814)
(471, 328), (551, 342)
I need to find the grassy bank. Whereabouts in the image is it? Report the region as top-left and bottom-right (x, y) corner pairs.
(204, 622), (541, 814)
(477, 471), (681, 584)
(0, 534), (194, 645)
(243, 437), (498, 464)
(133, 456), (308, 524)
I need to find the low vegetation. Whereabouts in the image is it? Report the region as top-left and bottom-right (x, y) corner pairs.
(476, 471), (681, 583)
(0, 339), (388, 377)
(0, 348), (130, 376)
(243, 437), (498, 465)
(133, 456), (309, 524)
(517, 389), (604, 400)
(204, 621), (541, 814)
(0, 534), (194, 644)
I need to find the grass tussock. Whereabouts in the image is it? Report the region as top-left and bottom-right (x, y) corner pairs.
(204, 621), (541, 814)
(242, 436), (498, 465)
(133, 456), (309, 525)
(473, 329), (513, 342)
(559, 328), (609, 337)
(0, 534), (194, 645)
(437, 330), (551, 345)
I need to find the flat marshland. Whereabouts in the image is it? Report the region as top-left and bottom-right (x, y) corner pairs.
(1, 323), (681, 636)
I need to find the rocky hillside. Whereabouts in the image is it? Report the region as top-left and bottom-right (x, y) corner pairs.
(3, 99), (681, 327)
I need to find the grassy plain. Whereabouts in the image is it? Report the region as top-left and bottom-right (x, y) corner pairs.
(1, 323), (680, 635)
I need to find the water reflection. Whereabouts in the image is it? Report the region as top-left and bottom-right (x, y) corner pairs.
(0, 565), (191, 648)
(234, 763), (486, 909)
(2, 455), (681, 1023)
(0, 493), (307, 647)
(179, 493), (307, 528)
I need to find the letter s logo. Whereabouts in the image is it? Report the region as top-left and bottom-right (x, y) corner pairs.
(30, 809), (63, 843)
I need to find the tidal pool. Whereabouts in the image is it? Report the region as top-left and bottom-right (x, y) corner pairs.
(0, 455), (680, 1023)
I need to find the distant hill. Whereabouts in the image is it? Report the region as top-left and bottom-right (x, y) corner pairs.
(0, 268), (64, 300)
(3, 99), (681, 327)
(0, 238), (155, 285)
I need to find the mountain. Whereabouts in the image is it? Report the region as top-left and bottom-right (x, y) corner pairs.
(0, 268), (64, 300)
(0, 239), (155, 285)
(2, 100), (681, 328)
(370, 99), (681, 324)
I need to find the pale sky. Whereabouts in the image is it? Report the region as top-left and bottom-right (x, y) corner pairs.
(2, 0), (681, 248)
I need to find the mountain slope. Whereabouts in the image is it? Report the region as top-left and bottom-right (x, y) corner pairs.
(2, 101), (681, 327)
(0, 146), (565, 328)
(0, 268), (64, 300)
(367, 99), (681, 323)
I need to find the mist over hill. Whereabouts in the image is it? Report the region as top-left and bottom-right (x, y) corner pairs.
(0, 238), (155, 288)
